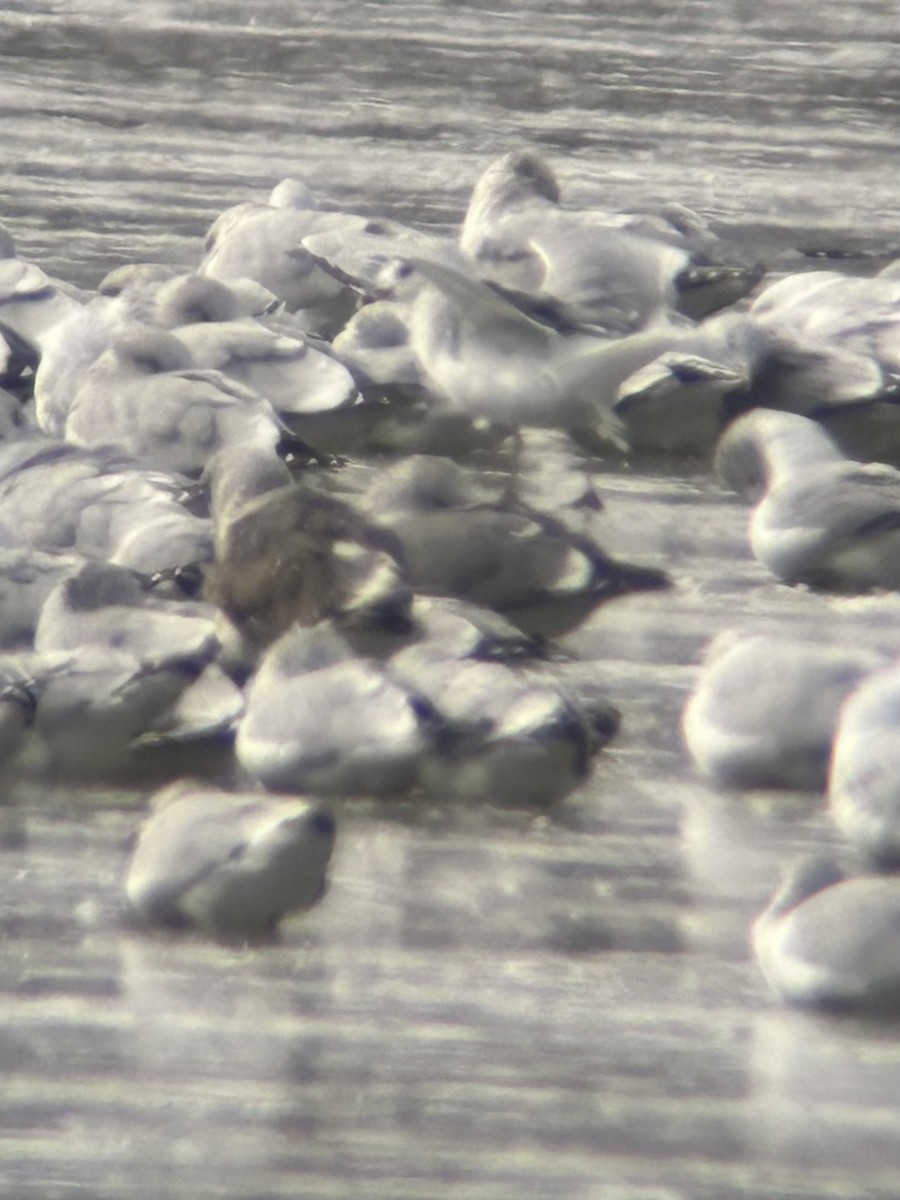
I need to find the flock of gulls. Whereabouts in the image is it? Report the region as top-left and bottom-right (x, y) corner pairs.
(3, 149), (900, 1012)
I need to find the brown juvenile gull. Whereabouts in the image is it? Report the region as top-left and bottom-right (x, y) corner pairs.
(202, 446), (412, 655)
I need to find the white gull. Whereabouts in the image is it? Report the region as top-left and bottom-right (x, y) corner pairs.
(0, 434), (212, 576)
(235, 622), (440, 797)
(829, 664), (900, 866)
(753, 855), (900, 1011)
(125, 779), (335, 936)
(682, 627), (888, 790)
(199, 178), (358, 333)
(715, 408), (900, 589)
(460, 149), (754, 332)
(374, 256), (687, 448)
(62, 325), (290, 476)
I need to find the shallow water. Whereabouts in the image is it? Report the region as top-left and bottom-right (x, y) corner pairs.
(4, 0), (899, 282)
(2, 3), (900, 1197)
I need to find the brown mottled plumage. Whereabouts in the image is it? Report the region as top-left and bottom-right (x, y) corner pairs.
(203, 448), (412, 650)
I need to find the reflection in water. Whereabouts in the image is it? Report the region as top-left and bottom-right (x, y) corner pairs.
(118, 936), (327, 1194)
(749, 1010), (900, 1173)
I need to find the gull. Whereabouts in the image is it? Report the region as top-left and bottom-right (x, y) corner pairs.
(682, 628), (888, 789)
(34, 292), (132, 436)
(173, 318), (358, 424)
(202, 446), (412, 653)
(98, 265), (280, 322)
(62, 325), (292, 476)
(199, 178), (358, 332)
(750, 268), (900, 388)
(125, 779), (335, 936)
(0, 222), (83, 359)
(829, 664), (900, 866)
(302, 213), (468, 294)
(0, 645), (205, 778)
(0, 545), (89, 649)
(108, 269), (243, 327)
(373, 257), (688, 448)
(753, 855), (900, 1011)
(173, 318), (371, 461)
(360, 453), (669, 637)
(746, 267), (900, 461)
(389, 633), (616, 805)
(34, 559), (219, 664)
(0, 434), (212, 576)
(460, 149), (756, 333)
(611, 308), (762, 457)
(614, 351), (750, 458)
(33, 560), (228, 765)
(331, 298), (423, 391)
(715, 408), (900, 589)
(94, 268), (360, 431)
(0, 673), (35, 768)
(235, 622), (442, 796)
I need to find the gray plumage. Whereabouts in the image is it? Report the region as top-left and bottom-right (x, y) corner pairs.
(716, 409), (900, 589)
(829, 665), (900, 866)
(753, 856), (900, 1011)
(125, 779), (335, 936)
(682, 628), (888, 790)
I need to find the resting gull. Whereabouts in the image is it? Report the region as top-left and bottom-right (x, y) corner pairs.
(0, 645), (205, 778)
(715, 408), (900, 589)
(460, 149), (756, 332)
(0, 222), (83, 358)
(235, 622), (442, 796)
(0, 434), (212, 577)
(753, 855), (900, 1012)
(125, 779), (335, 936)
(360, 453), (668, 637)
(199, 178), (358, 332)
(62, 325), (293, 476)
(829, 664), (900, 866)
(202, 446), (411, 654)
(389, 632), (616, 805)
(34, 559), (219, 664)
(682, 627), (888, 790)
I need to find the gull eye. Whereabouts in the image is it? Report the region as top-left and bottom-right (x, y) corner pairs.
(309, 809), (337, 841)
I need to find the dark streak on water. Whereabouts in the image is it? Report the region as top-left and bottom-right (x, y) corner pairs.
(2, 3), (900, 1198)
